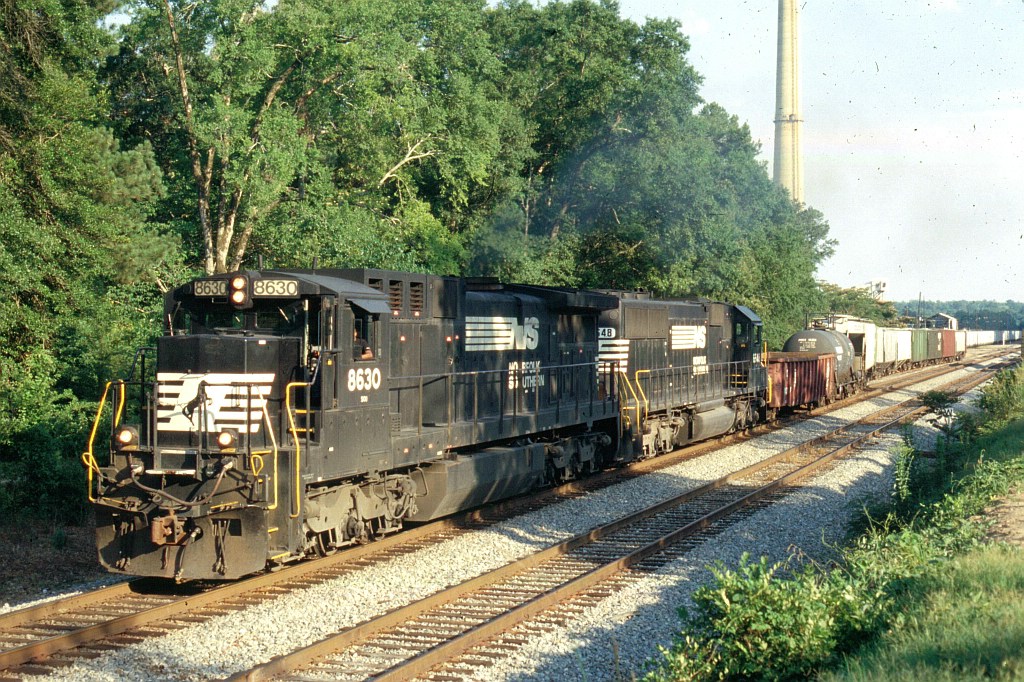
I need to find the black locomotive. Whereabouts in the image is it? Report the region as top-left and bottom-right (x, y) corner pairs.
(83, 269), (767, 580)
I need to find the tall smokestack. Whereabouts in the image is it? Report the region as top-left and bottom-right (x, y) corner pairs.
(773, 0), (804, 204)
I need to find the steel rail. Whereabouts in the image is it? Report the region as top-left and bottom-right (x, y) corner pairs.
(227, 358), (1006, 682)
(2, 348), (1010, 674)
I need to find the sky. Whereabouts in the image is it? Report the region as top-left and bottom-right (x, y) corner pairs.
(613, 0), (1024, 303)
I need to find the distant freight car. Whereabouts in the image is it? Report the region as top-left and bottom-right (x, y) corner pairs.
(782, 328), (857, 392)
(911, 328), (944, 365)
(955, 330), (967, 358)
(940, 329), (958, 360)
(874, 327), (912, 376)
(818, 315), (877, 377)
(766, 352), (836, 411)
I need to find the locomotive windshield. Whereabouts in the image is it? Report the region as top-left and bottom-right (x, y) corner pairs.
(169, 299), (307, 336)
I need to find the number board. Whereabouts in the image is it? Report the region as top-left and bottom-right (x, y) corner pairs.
(252, 280), (299, 297)
(194, 280), (228, 297)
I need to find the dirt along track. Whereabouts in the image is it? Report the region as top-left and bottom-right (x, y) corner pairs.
(0, 346), (1014, 682)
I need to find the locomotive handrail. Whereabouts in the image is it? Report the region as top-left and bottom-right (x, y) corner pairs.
(126, 346), (156, 382)
(259, 395), (281, 512)
(81, 380), (126, 503)
(634, 369), (652, 425)
(385, 356), (610, 430)
(387, 360), (605, 383)
(616, 369), (642, 436)
(284, 381), (310, 519)
(632, 360), (752, 413)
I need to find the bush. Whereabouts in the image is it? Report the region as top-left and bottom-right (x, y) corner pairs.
(977, 366), (1024, 425)
(646, 555), (863, 682)
(0, 350), (95, 524)
(645, 450), (1024, 681)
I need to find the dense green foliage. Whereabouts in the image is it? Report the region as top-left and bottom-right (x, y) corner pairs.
(644, 366), (1024, 682)
(472, 0), (835, 349)
(0, 0), (180, 521)
(892, 299), (1024, 330)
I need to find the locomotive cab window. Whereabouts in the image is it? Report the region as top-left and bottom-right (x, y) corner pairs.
(352, 310), (377, 361)
(253, 300), (305, 334)
(735, 321), (750, 349)
(170, 299), (308, 337)
(346, 297), (390, 362)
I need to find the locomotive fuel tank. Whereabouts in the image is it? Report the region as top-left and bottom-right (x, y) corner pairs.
(782, 329), (856, 385)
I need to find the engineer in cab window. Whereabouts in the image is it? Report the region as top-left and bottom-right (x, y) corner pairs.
(353, 314), (374, 361)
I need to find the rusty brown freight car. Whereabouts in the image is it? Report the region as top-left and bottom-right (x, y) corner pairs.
(941, 329), (957, 360)
(767, 352), (836, 410)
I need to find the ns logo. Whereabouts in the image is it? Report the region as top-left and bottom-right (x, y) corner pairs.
(515, 317), (540, 350)
(465, 315), (541, 352)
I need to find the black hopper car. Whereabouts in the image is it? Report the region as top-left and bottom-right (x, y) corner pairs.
(83, 269), (768, 580)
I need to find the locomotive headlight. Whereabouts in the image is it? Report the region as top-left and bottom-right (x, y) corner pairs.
(229, 276), (248, 306)
(114, 426), (139, 450)
(216, 429), (238, 451)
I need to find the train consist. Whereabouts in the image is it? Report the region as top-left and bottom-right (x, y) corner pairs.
(767, 314), (1021, 411)
(81, 270), (1016, 580)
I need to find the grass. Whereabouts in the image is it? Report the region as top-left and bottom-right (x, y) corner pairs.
(824, 415), (1024, 682)
(823, 546), (1024, 682)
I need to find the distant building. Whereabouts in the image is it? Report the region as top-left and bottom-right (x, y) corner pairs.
(863, 280), (888, 301)
(927, 313), (958, 330)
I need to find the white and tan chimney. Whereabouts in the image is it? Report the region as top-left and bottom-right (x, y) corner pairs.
(773, 0), (804, 204)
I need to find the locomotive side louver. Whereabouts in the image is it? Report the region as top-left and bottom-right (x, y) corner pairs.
(409, 282), (424, 315)
(388, 280), (403, 314)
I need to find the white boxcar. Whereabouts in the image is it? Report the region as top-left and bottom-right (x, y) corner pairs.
(955, 330), (966, 356)
(875, 327), (912, 375)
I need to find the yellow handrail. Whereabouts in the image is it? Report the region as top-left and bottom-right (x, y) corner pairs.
(617, 369), (642, 437)
(634, 369), (651, 425)
(284, 381), (310, 519)
(80, 381), (125, 503)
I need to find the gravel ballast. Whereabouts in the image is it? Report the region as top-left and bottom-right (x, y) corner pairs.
(17, 358), (1005, 682)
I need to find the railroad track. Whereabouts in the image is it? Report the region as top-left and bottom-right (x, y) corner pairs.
(225, 357), (1008, 682)
(0, 347), (1011, 680)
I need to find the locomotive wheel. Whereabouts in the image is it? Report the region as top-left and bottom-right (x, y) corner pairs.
(314, 531), (336, 557)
